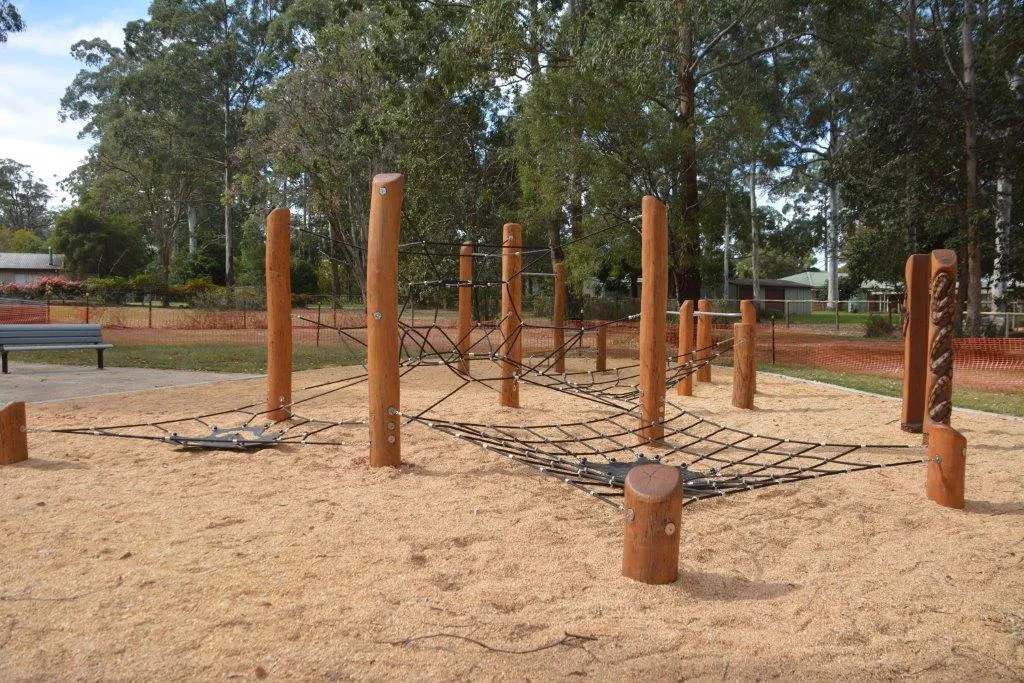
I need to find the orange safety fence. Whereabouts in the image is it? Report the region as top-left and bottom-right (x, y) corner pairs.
(0, 298), (48, 324)
(1, 301), (1020, 394)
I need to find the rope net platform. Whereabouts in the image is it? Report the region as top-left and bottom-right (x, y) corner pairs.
(408, 402), (926, 509)
(28, 200), (932, 512)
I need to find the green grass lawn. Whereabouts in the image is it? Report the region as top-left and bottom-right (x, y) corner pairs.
(787, 310), (896, 325)
(9, 344), (366, 374)
(760, 363), (1024, 418)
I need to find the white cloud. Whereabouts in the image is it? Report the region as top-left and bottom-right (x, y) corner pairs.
(5, 18), (126, 57)
(0, 13), (136, 205)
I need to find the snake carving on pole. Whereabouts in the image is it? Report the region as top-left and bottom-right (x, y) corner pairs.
(924, 250), (957, 435)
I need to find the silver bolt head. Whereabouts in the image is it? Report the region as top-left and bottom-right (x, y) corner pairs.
(373, 311), (383, 320)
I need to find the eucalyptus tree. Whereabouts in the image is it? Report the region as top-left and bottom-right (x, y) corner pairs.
(258, 2), (517, 300)
(257, 12), (396, 299)
(504, 0), (810, 301)
(61, 27), (213, 297)
(0, 1), (23, 42)
(837, 0), (1022, 330)
(776, 3), (880, 305)
(0, 159), (51, 235)
(143, 0), (294, 287)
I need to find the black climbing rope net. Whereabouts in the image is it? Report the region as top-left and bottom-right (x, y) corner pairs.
(32, 209), (930, 507)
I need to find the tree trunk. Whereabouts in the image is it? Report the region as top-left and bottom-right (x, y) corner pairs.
(993, 61), (1022, 310)
(188, 206), (197, 256)
(962, 0), (981, 336)
(749, 162), (760, 303)
(827, 117), (841, 309)
(566, 175), (583, 241)
(157, 216), (171, 307)
(827, 183), (840, 307)
(992, 177), (1011, 310)
(905, 0), (919, 253)
(723, 199), (730, 299)
(223, 89), (235, 290)
(548, 216), (564, 266)
(956, 203), (969, 333)
(675, 1), (701, 303)
(328, 214), (366, 302)
(822, 224), (829, 278)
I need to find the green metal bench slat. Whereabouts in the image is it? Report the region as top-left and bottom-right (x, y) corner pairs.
(0, 327), (101, 335)
(2, 344), (113, 352)
(0, 337), (104, 345)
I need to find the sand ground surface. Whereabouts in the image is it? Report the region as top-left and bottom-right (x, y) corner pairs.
(1, 360), (1022, 681)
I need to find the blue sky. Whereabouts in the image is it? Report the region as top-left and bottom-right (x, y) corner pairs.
(1, 0), (149, 204)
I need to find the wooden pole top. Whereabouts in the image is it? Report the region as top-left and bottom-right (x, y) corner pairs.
(372, 172), (405, 187)
(625, 463), (682, 503)
(460, 241), (474, 255)
(931, 249), (957, 268)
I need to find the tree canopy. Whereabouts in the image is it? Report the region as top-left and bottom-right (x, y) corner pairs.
(29, 0), (1023, 327)
(0, 1), (23, 42)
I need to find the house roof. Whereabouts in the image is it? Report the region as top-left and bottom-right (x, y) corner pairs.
(0, 252), (64, 270)
(730, 277), (813, 289)
(779, 271), (830, 288)
(861, 279), (898, 292)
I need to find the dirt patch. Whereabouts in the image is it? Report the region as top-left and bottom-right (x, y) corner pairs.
(1, 361), (1022, 679)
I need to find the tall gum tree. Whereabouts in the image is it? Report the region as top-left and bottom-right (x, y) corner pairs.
(146, 0), (292, 288)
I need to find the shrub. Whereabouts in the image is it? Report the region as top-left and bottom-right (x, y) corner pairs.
(865, 314), (896, 338)
(183, 276), (216, 297)
(84, 276), (132, 303)
(575, 297), (641, 321)
(0, 277), (85, 300)
(529, 293), (553, 317)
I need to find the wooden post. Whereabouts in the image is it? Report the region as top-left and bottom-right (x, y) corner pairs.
(622, 463), (682, 584)
(500, 223), (523, 408)
(732, 322), (755, 409)
(315, 302), (321, 347)
(639, 196), (668, 442)
(926, 423), (966, 509)
(0, 401), (28, 466)
(458, 241), (474, 376)
(265, 208), (292, 421)
(367, 173), (404, 468)
(923, 249), (957, 439)
(696, 299), (712, 382)
(740, 299), (757, 393)
(677, 300), (693, 396)
(740, 299), (756, 326)
(901, 254), (930, 433)
(553, 261), (566, 374)
(596, 325), (607, 372)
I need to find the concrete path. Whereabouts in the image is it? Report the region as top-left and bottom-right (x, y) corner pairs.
(0, 363), (259, 404)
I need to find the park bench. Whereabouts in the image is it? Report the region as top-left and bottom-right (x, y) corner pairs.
(0, 324), (113, 374)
